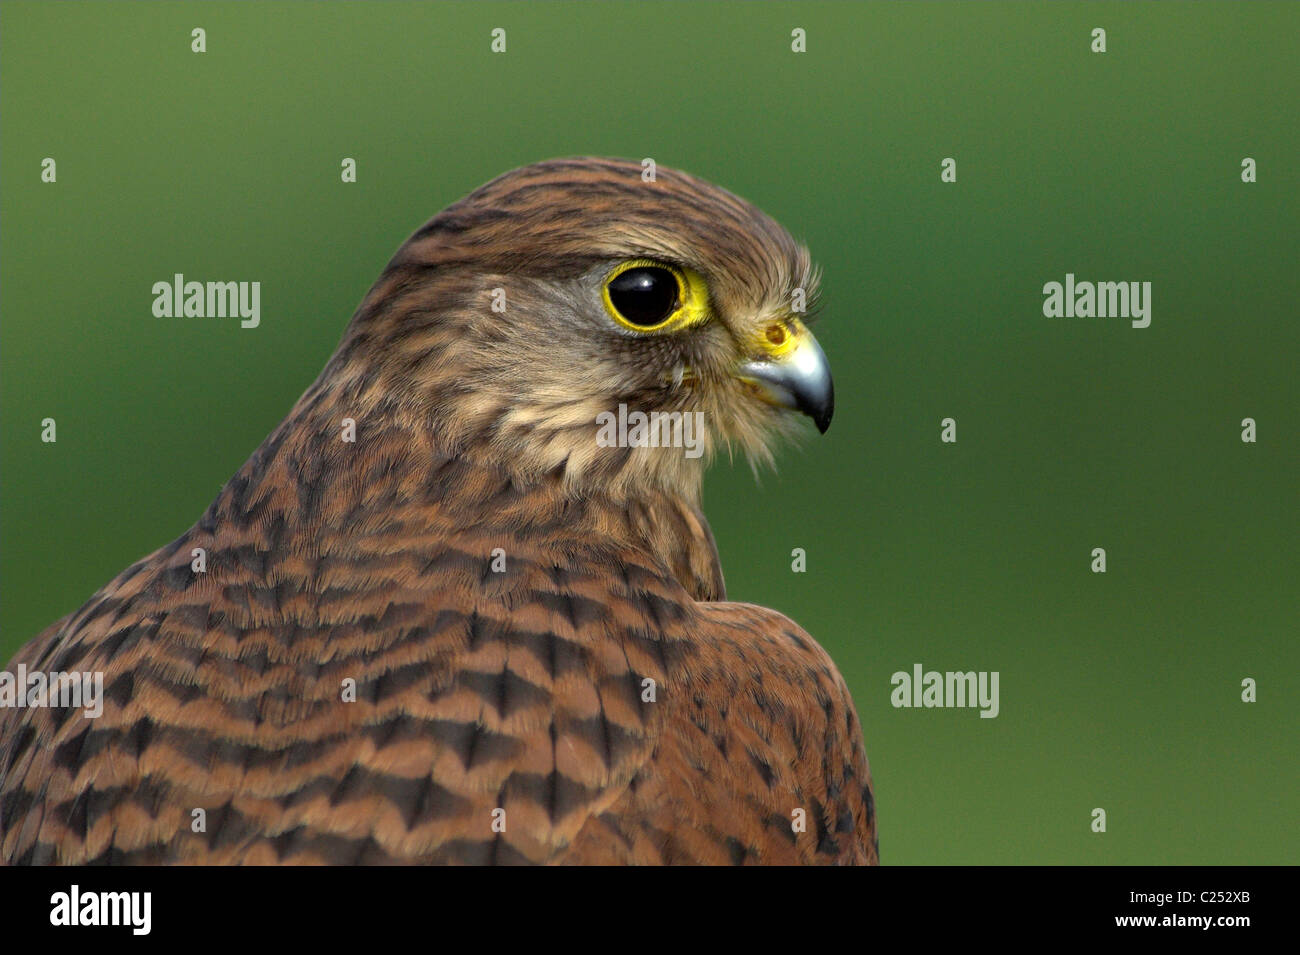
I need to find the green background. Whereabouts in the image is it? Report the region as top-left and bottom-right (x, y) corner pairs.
(2, 2), (1295, 864)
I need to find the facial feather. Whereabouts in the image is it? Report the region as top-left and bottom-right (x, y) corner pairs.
(318, 157), (823, 500)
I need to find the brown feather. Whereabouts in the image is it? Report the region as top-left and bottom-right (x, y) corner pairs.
(0, 158), (875, 865)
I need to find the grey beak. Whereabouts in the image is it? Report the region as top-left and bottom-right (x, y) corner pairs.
(736, 329), (834, 433)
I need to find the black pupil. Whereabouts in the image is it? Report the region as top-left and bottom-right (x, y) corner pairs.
(608, 267), (678, 327)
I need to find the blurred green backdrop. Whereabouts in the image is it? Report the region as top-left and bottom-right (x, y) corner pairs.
(2, 2), (1296, 864)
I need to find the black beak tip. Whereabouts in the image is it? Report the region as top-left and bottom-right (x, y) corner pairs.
(807, 381), (834, 434)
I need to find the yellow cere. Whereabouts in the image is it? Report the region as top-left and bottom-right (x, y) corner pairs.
(758, 316), (807, 360)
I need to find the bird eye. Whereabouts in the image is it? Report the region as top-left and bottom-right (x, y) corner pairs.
(602, 261), (686, 331)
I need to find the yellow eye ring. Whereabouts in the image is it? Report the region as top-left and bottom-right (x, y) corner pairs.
(601, 259), (709, 333)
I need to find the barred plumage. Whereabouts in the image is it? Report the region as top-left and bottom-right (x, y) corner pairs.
(1, 158), (876, 864)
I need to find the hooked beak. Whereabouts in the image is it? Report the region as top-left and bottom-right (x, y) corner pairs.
(736, 321), (834, 433)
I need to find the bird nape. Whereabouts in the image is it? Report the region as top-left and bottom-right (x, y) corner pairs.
(0, 157), (877, 865)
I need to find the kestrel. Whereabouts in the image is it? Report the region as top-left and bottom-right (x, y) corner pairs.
(0, 158), (877, 865)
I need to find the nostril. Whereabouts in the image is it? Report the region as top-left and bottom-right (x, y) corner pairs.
(765, 324), (787, 347)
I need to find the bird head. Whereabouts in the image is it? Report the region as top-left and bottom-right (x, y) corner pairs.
(331, 157), (832, 503)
